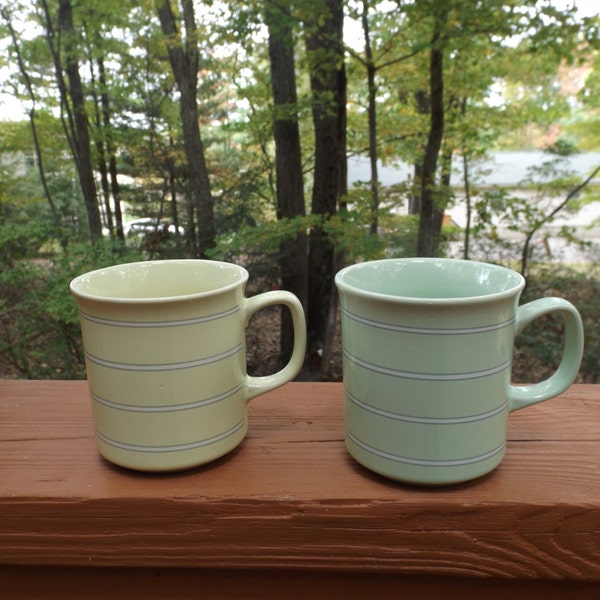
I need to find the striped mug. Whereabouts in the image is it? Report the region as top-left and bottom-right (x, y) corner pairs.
(70, 259), (306, 472)
(335, 258), (584, 485)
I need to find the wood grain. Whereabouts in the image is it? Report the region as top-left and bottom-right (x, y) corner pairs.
(0, 380), (599, 591)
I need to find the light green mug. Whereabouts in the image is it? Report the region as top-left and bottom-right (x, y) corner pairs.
(335, 258), (584, 486)
(70, 259), (306, 472)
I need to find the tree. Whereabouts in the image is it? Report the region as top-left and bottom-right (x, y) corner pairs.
(403, 0), (594, 257)
(345, 0), (423, 235)
(41, 0), (103, 243)
(1, 4), (61, 239)
(85, 32), (126, 242)
(155, 0), (216, 258)
(265, 0), (308, 362)
(352, 0), (381, 235)
(415, 0), (448, 257)
(304, 0), (347, 365)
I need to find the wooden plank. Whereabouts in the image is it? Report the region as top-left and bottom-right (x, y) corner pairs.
(0, 381), (599, 581)
(0, 491), (597, 576)
(1, 567), (599, 600)
(1, 381), (598, 502)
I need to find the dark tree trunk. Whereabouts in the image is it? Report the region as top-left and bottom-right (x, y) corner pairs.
(98, 56), (124, 242)
(156, 0), (215, 258)
(89, 66), (113, 237)
(304, 0), (346, 366)
(58, 0), (103, 243)
(168, 167), (182, 253)
(409, 90), (429, 216)
(417, 4), (448, 257)
(460, 98), (471, 260)
(361, 1), (379, 235)
(265, 1), (308, 364)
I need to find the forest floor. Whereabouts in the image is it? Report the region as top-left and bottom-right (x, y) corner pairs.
(245, 306), (343, 382)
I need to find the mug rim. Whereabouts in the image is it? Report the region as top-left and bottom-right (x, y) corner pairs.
(335, 257), (525, 305)
(70, 259), (249, 304)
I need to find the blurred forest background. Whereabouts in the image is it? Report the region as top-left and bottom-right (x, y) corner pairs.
(0, 0), (599, 381)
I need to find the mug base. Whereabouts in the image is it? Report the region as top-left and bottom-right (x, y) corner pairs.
(345, 436), (505, 486)
(95, 424), (248, 472)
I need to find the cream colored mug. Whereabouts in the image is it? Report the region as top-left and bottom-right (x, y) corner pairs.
(70, 259), (306, 472)
(335, 258), (584, 486)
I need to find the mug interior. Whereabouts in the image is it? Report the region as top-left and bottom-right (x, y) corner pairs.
(336, 258), (524, 302)
(70, 260), (247, 301)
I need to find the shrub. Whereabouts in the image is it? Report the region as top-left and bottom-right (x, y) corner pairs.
(0, 241), (143, 379)
(514, 265), (600, 384)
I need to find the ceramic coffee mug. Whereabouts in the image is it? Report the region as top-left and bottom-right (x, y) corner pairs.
(70, 259), (306, 472)
(335, 258), (584, 486)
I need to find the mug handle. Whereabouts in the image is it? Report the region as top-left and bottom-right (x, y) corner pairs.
(508, 298), (584, 412)
(243, 291), (307, 402)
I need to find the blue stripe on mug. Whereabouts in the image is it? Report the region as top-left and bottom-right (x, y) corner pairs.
(341, 306), (514, 335)
(85, 343), (242, 371)
(346, 391), (508, 424)
(96, 418), (246, 453)
(346, 428), (506, 467)
(79, 305), (240, 328)
(343, 349), (512, 381)
(91, 382), (245, 413)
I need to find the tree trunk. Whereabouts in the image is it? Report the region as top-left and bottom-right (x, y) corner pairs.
(1, 7), (62, 241)
(435, 145), (453, 234)
(417, 4), (448, 257)
(460, 98), (473, 260)
(168, 166), (182, 254)
(89, 65), (113, 237)
(265, 1), (308, 364)
(409, 90), (429, 216)
(58, 0), (103, 243)
(155, 0), (215, 258)
(361, 1), (379, 235)
(98, 56), (125, 242)
(304, 0), (347, 367)
(462, 151), (472, 260)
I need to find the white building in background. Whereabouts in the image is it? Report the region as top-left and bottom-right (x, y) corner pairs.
(348, 151), (600, 264)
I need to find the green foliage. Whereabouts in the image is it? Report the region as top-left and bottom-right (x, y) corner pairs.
(213, 214), (314, 257)
(0, 162), (56, 264)
(0, 116), (88, 245)
(545, 137), (579, 157)
(379, 213), (420, 258)
(209, 207), (388, 285)
(0, 241), (143, 379)
(0, 218), (52, 265)
(209, 214), (316, 285)
(564, 49), (600, 151)
(323, 210), (385, 261)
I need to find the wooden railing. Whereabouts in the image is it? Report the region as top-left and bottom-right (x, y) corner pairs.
(1, 380), (598, 599)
